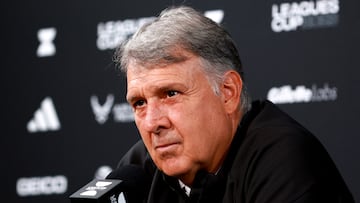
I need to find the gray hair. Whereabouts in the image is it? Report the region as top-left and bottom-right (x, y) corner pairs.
(114, 6), (251, 113)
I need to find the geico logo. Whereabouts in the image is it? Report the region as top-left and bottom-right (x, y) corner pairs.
(16, 175), (67, 197)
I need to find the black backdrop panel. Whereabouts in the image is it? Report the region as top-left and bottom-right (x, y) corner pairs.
(2, 0), (359, 202)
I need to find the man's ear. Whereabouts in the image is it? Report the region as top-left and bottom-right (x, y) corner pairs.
(221, 70), (242, 113)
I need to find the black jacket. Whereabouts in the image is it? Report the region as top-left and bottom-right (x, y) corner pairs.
(116, 100), (354, 203)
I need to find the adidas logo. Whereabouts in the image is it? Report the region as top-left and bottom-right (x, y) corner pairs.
(27, 97), (61, 133)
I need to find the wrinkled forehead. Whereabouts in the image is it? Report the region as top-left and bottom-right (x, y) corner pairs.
(126, 48), (201, 73)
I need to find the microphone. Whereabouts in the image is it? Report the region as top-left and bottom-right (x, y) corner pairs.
(69, 165), (151, 203)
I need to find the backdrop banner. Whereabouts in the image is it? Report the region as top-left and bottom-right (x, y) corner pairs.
(2, 0), (359, 202)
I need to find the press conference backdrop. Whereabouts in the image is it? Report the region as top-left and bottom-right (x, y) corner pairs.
(2, 0), (359, 202)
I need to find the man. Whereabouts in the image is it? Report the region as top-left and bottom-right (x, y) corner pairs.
(113, 5), (354, 203)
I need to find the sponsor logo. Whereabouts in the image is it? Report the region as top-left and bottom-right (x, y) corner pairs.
(96, 181), (112, 187)
(267, 83), (337, 104)
(96, 16), (156, 51)
(37, 27), (57, 57)
(91, 94), (115, 124)
(80, 190), (97, 196)
(96, 10), (224, 51)
(110, 192), (126, 203)
(27, 97), (61, 133)
(80, 180), (115, 197)
(16, 175), (68, 197)
(90, 94), (134, 124)
(271, 0), (340, 32)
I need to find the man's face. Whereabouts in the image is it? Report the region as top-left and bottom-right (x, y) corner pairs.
(126, 54), (235, 184)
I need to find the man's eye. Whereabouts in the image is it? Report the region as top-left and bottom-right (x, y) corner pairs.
(167, 90), (179, 97)
(133, 100), (145, 107)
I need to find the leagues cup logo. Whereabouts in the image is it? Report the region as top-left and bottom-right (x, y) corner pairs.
(271, 0), (340, 32)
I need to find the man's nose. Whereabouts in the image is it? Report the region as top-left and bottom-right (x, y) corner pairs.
(143, 102), (170, 134)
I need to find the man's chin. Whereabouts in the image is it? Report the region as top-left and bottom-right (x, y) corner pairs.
(158, 160), (189, 177)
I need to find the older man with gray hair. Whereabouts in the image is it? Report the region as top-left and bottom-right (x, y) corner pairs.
(113, 5), (354, 203)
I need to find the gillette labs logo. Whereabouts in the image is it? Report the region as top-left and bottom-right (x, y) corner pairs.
(267, 83), (337, 104)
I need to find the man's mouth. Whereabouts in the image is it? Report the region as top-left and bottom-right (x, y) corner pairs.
(155, 142), (180, 152)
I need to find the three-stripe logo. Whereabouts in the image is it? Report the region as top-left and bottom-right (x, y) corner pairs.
(27, 97), (61, 133)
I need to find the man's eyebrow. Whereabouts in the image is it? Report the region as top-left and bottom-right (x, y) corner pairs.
(126, 82), (186, 102)
(155, 82), (187, 93)
(126, 94), (140, 104)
